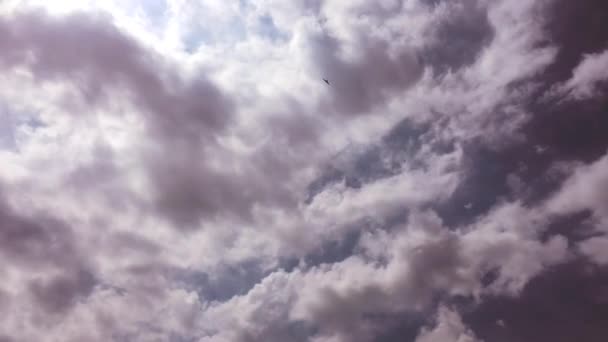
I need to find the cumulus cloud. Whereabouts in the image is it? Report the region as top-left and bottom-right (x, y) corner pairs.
(415, 306), (481, 342)
(0, 0), (607, 341)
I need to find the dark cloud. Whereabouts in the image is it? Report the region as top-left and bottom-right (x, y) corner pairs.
(374, 313), (426, 342)
(519, 0), (608, 163)
(105, 231), (163, 257)
(437, 61), (607, 228)
(303, 229), (362, 267)
(145, 99), (323, 229)
(304, 285), (391, 342)
(0, 185), (99, 337)
(525, 95), (608, 164)
(263, 101), (323, 149)
(540, 210), (596, 246)
(434, 139), (565, 227)
(147, 149), (299, 228)
(399, 234), (471, 305)
(421, 0), (495, 74)
(0, 9), (242, 229)
(540, 0), (608, 84)
(0, 189), (78, 269)
(463, 260), (608, 342)
(0, 8), (301, 231)
(436, 143), (516, 227)
(306, 30), (423, 116)
(29, 269), (97, 314)
(174, 261), (267, 303)
(0, 10), (232, 141)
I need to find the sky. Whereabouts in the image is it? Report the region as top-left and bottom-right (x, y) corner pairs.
(0, 0), (607, 341)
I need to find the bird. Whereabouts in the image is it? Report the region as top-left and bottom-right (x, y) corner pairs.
(323, 78), (330, 85)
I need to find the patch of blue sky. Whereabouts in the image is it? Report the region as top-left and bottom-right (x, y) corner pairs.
(0, 101), (46, 152)
(181, 17), (247, 53)
(256, 14), (289, 42)
(137, 0), (169, 36)
(115, 0), (169, 37)
(178, 2), (287, 53)
(140, 0), (167, 23)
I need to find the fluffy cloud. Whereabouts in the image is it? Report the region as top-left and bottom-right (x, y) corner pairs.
(0, 0), (607, 341)
(415, 306), (480, 342)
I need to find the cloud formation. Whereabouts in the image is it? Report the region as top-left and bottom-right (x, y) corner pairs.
(0, 0), (607, 341)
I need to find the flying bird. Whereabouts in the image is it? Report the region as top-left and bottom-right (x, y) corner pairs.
(323, 78), (330, 85)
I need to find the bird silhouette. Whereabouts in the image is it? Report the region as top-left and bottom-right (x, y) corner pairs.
(323, 78), (330, 85)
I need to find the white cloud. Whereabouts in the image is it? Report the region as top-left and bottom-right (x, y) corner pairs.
(579, 236), (608, 265)
(546, 152), (608, 225)
(0, 0), (601, 341)
(415, 306), (481, 342)
(559, 49), (608, 99)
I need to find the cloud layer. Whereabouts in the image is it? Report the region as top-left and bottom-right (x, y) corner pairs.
(0, 0), (607, 341)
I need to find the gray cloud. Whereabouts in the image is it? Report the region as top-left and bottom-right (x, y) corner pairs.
(464, 260), (608, 342)
(557, 49), (608, 99)
(0, 189), (78, 269)
(145, 144), (301, 228)
(579, 236), (608, 265)
(415, 306), (481, 342)
(540, 0), (608, 85)
(420, 0), (495, 74)
(304, 27), (423, 116)
(20, 5), (299, 234)
(0, 10), (232, 140)
(0, 8), (258, 235)
(28, 269), (96, 314)
(547, 152), (608, 223)
(0, 0), (607, 341)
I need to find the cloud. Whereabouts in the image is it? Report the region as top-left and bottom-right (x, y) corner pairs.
(0, 0), (607, 341)
(544, 151), (608, 266)
(420, 0), (495, 74)
(28, 269), (97, 314)
(546, 152), (608, 224)
(415, 306), (481, 342)
(463, 260), (608, 342)
(578, 236), (608, 265)
(0, 187), (79, 270)
(557, 49), (608, 99)
(302, 26), (423, 116)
